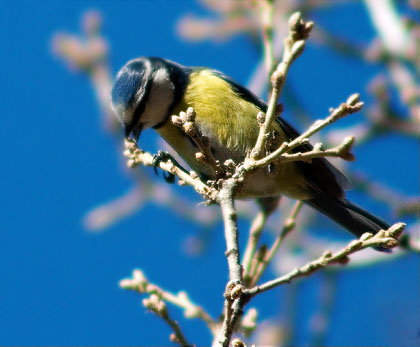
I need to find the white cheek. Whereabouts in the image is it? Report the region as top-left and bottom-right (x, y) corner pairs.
(111, 103), (134, 126)
(141, 69), (174, 129)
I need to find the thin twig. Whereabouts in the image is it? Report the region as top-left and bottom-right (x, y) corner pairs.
(258, 0), (275, 75)
(252, 12), (313, 160)
(247, 244), (268, 287)
(246, 93), (363, 171)
(277, 136), (356, 163)
(124, 139), (218, 202)
(142, 294), (191, 346)
(250, 201), (303, 287)
(242, 210), (268, 283)
(172, 107), (225, 178)
(245, 223), (405, 297)
(120, 269), (218, 336)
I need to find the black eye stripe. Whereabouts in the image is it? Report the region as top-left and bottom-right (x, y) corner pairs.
(127, 76), (153, 134)
(115, 57), (191, 133)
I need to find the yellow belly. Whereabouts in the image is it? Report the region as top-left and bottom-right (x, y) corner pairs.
(156, 69), (313, 200)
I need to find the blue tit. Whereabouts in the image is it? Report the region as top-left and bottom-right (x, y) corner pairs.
(111, 57), (390, 245)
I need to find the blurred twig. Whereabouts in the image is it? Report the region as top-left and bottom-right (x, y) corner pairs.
(120, 269), (218, 336)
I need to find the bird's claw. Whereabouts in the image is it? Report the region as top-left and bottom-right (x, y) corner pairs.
(152, 150), (176, 184)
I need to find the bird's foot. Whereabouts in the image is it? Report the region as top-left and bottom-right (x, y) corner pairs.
(152, 150), (176, 183)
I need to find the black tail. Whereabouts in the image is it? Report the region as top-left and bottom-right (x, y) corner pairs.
(306, 194), (391, 252)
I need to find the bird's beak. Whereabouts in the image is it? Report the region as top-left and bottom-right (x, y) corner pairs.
(125, 124), (142, 143)
(132, 126), (142, 142)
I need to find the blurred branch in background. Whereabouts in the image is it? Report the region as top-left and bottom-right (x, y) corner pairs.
(52, 10), (222, 237)
(52, 1), (419, 346)
(52, 11), (115, 130)
(120, 269), (218, 340)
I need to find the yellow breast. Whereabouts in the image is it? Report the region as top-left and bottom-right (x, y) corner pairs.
(174, 70), (264, 152)
(157, 69), (312, 200)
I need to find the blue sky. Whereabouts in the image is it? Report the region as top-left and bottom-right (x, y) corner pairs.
(0, 1), (418, 346)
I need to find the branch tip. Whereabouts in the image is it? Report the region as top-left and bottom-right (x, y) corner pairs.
(291, 40), (306, 58)
(231, 338), (246, 347)
(346, 93), (361, 106)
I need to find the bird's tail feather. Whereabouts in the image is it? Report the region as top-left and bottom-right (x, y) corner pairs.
(306, 194), (391, 252)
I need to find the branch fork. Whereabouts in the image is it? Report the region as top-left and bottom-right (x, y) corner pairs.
(244, 222), (405, 298)
(120, 10), (405, 347)
(172, 107), (226, 179)
(123, 138), (218, 202)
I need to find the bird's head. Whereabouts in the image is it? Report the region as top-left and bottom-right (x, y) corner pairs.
(111, 57), (186, 140)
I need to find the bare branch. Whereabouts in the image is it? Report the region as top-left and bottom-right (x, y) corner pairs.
(124, 139), (218, 202)
(245, 223), (405, 297)
(172, 107), (225, 178)
(214, 282), (249, 347)
(214, 180), (246, 347)
(120, 269), (217, 336)
(242, 197), (281, 283)
(277, 136), (356, 164)
(142, 294), (191, 346)
(252, 12), (313, 160)
(246, 93), (363, 171)
(56, 8), (414, 347)
(250, 201), (303, 287)
(242, 210), (267, 283)
(217, 183), (243, 285)
(214, 282), (235, 347)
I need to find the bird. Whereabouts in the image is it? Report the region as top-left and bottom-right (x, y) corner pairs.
(111, 56), (390, 248)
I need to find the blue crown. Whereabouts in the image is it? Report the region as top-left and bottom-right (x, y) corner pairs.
(111, 60), (146, 109)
